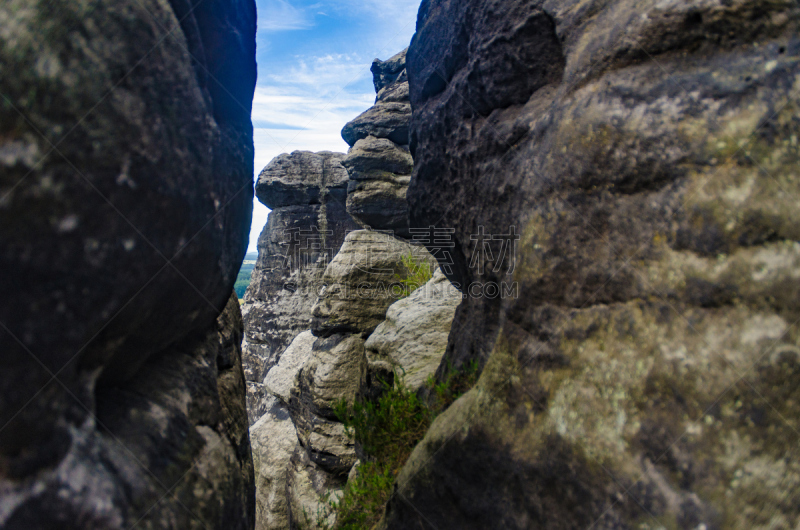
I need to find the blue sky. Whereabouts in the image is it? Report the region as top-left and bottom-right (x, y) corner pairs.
(247, 0), (421, 252)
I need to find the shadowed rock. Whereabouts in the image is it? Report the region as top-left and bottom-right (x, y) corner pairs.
(382, 0), (800, 528)
(0, 0), (257, 527)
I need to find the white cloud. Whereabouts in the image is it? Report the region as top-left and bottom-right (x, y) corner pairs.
(247, 55), (376, 252)
(265, 53), (368, 92)
(247, 1), (422, 252)
(320, 0), (420, 25)
(251, 53), (376, 167)
(258, 0), (313, 31)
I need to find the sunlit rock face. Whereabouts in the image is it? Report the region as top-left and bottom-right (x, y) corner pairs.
(366, 269), (462, 392)
(0, 0), (257, 527)
(382, 0), (800, 528)
(242, 151), (358, 424)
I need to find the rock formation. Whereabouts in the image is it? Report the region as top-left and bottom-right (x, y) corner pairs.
(244, 52), (461, 525)
(341, 50), (414, 237)
(248, 226), (438, 528)
(366, 269), (462, 391)
(242, 151), (358, 423)
(0, 0), (257, 527)
(379, 1), (800, 528)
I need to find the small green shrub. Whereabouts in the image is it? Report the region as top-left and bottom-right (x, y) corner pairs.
(328, 361), (481, 529)
(395, 252), (434, 298)
(425, 358), (481, 412)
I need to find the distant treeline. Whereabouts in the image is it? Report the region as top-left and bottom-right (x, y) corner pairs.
(235, 252), (258, 299)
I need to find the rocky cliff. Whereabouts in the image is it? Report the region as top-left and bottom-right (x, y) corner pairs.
(0, 0), (256, 527)
(242, 151), (358, 423)
(380, 0), (800, 528)
(244, 49), (463, 529)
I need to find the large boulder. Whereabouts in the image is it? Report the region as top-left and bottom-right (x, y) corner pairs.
(242, 151), (358, 423)
(383, 0), (800, 528)
(341, 104), (411, 148)
(0, 0), (256, 527)
(365, 269), (462, 391)
(310, 230), (433, 337)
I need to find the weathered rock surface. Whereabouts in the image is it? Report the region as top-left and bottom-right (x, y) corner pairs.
(341, 103), (411, 148)
(251, 396), (298, 530)
(251, 331), (361, 529)
(342, 50), (413, 235)
(310, 230), (433, 337)
(243, 151), (358, 423)
(382, 0), (800, 528)
(263, 330), (316, 404)
(289, 333), (365, 476)
(248, 222), (437, 527)
(365, 269), (461, 391)
(371, 48), (408, 94)
(1, 1), (256, 528)
(255, 151), (350, 209)
(285, 446), (342, 528)
(4, 295), (256, 529)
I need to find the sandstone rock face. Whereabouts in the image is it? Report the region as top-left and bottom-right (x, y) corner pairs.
(251, 331), (358, 530)
(247, 225), (435, 528)
(285, 446), (342, 529)
(263, 331), (316, 403)
(289, 333), (365, 476)
(242, 151), (358, 423)
(366, 269), (462, 391)
(382, 1), (800, 528)
(0, 1), (256, 528)
(310, 230), (433, 337)
(250, 396), (298, 530)
(342, 50), (414, 236)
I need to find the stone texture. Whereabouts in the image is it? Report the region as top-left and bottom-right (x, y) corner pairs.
(255, 151), (350, 209)
(289, 334), (365, 476)
(310, 230), (434, 337)
(365, 269), (461, 391)
(341, 102), (411, 148)
(371, 49), (408, 93)
(341, 51), (414, 235)
(263, 330), (316, 404)
(342, 137), (414, 180)
(251, 396), (298, 530)
(346, 177), (412, 236)
(3, 295), (256, 529)
(286, 446), (342, 529)
(242, 151), (358, 424)
(248, 227), (435, 527)
(0, 1), (256, 527)
(382, 0), (800, 528)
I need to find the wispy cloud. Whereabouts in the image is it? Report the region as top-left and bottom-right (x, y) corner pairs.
(317, 0), (420, 23)
(248, 0), (422, 251)
(258, 0), (313, 31)
(251, 120), (308, 130)
(265, 53), (370, 95)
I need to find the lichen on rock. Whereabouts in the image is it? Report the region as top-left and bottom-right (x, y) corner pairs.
(380, 0), (800, 528)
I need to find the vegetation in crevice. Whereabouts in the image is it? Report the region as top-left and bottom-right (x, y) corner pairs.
(326, 360), (480, 529)
(395, 251), (435, 298)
